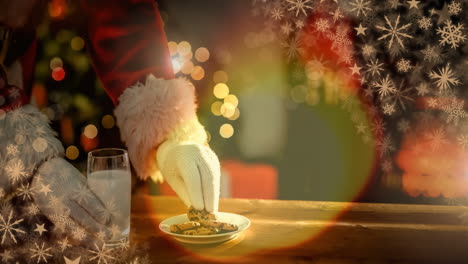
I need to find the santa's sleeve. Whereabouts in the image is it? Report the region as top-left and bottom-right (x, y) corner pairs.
(81, 0), (201, 181)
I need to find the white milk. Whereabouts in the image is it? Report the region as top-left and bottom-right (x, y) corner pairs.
(88, 169), (131, 242)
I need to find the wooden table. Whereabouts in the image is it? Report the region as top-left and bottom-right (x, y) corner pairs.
(131, 195), (468, 263)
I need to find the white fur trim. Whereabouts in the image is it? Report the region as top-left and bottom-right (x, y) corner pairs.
(114, 75), (200, 180)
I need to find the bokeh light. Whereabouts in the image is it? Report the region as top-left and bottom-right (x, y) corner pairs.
(49, 57), (63, 70)
(52, 67), (66, 81)
(213, 83), (229, 99)
(228, 108), (240, 121)
(71, 36), (85, 51)
(181, 61), (194, 75)
(211, 101), (223, 116)
(65, 145), (79, 160)
(224, 94), (239, 108)
(168, 41), (178, 56)
(213, 70), (228, 84)
(191, 66), (205, 80)
(221, 103), (236, 118)
(195, 47), (210, 62)
(101, 115), (115, 129)
(177, 41), (192, 56)
(220, 124), (234, 138)
(83, 124), (98, 139)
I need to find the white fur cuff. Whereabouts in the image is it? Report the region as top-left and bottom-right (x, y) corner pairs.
(114, 75), (198, 180)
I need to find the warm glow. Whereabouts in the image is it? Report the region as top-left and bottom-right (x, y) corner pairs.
(213, 83), (229, 99)
(221, 103), (236, 118)
(71, 36), (85, 51)
(191, 66), (205, 80)
(195, 47), (210, 62)
(177, 41), (192, 56)
(101, 115), (115, 129)
(224, 94), (239, 108)
(171, 57), (182, 73)
(83, 124), (98, 139)
(220, 124), (234, 138)
(211, 101), (223, 116)
(168, 41), (178, 56)
(65, 146), (79, 160)
(49, 57), (63, 70)
(181, 61), (194, 75)
(213, 70), (228, 83)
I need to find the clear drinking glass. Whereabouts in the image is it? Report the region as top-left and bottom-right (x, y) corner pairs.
(87, 148), (131, 247)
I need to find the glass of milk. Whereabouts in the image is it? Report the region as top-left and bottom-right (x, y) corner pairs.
(87, 148), (131, 247)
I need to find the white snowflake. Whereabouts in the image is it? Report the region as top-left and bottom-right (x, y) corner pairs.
(429, 64), (461, 91)
(26, 204), (40, 217)
(0, 210), (25, 244)
(282, 36), (303, 60)
(377, 135), (395, 157)
(417, 16), (432, 30)
(329, 25), (352, 52)
(0, 250), (14, 263)
(387, 82), (414, 110)
(73, 184), (93, 204)
(396, 58), (412, 72)
(88, 243), (116, 264)
(441, 98), (468, 125)
(425, 128), (448, 151)
(295, 19), (305, 29)
(355, 123), (367, 134)
(436, 20), (466, 49)
(372, 118), (386, 136)
(376, 15), (413, 49)
(5, 159), (28, 185)
(99, 198), (120, 224)
(349, 0), (372, 17)
(58, 237), (72, 252)
(382, 159), (393, 173)
(421, 45), (441, 63)
(315, 18), (330, 32)
(280, 21), (294, 35)
(457, 134), (468, 149)
(416, 83), (430, 96)
(362, 44), (376, 57)
(329, 8), (344, 23)
(286, 0), (312, 17)
(17, 183), (35, 201)
(366, 59), (384, 77)
(382, 103), (396, 115)
(6, 144), (19, 156)
(30, 242), (52, 263)
(373, 75), (396, 99)
(397, 119), (410, 133)
(271, 7), (284, 20)
(427, 97), (439, 108)
(448, 1), (462, 15)
(72, 226), (87, 241)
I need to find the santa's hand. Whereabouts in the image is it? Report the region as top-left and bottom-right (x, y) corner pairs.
(156, 140), (220, 212)
(31, 158), (113, 239)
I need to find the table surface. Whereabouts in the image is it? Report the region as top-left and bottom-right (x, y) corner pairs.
(130, 195), (468, 263)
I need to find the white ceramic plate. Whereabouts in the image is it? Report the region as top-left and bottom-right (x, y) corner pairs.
(159, 212), (250, 244)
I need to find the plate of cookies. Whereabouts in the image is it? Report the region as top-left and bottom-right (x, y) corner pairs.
(159, 207), (250, 244)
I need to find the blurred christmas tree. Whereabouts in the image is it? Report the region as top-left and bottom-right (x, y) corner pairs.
(32, 0), (122, 170)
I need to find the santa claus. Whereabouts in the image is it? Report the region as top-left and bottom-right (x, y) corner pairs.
(0, 0), (219, 255)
